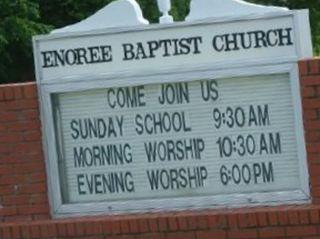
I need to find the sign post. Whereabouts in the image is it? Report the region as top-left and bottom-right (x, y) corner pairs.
(33, 0), (313, 217)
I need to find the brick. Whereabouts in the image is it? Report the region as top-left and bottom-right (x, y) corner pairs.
(228, 214), (238, 229)
(278, 211), (289, 225)
(92, 221), (103, 235)
(309, 164), (320, 176)
(1, 226), (11, 239)
(111, 220), (121, 234)
(305, 131), (320, 142)
(4, 87), (14, 101)
(20, 225), (30, 239)
(0, 207), (17, 217)
(158, 217), (168, 231)
(46, 223), (57, 237)
(148, 218), (159, 232)
(0, 111), (19, 122)
(23, 84), (37, 99)
(11, 226), (21, 239)
(2, 195), (30, 206)
(167, 217), (178, 231)
(309, 59), (320, 75)
(0, 185), (16, 195)
(305, 121), (320, 130)
(302, 87), (317, 98)
(228, 229), (257, 239)
(138, 218), (149, 233)
(18, 205), (49, 215)
(257, 212), (268, 226)
(15, 142), (43, 155)
(23, 131), (41, 142)
(307, 143), (320, 154)
(84, 221), (96, 235)
(238, 213), (256, 228)
(129, 218), (139, 233)
(303, 99), (320, 109)
(259, 227), (285, 238)
(299, 210), (310, 224)
(5, 215), (32, 222)
(286, 225), (318, 236)
(32, 214), (49, 220)
(288, 210), (300, 225)
(267, 211), (278, 226)
(207, 215), (218, 228)
(197, 215), (208, 229)
(29, 172), (47, 183)
(216, 215), (228, 229)
(310, 209), (320, 224)
(13, 86), (23, 100)
(0, 88), (4, 101)
(0, 170), (27, 185)
(238, 214), (248, 228)
(120, 220), (130, 234)
(66, 222), (76, 236)
(166, 231), (194, 239)
(317, 86), (320, 96)
(186, 215), (197, 230)
(299, 60), (309, 76)
(0, 165), (14, 175)
(39, 224), (49, 238)
(19, 183), (46, 194)
(0, 133), (24, 143)
(304, 110), (318, 121)
(57, 223), (67, 237)
(5, 99), (38, 110)
(22, 110), (39, 120)
(75, 222), (85, 235)
(13, 161), (45, 175)
(302, 75), (320, 86)
(312, 187), (320, 198)
(30, 225), (40, 238)
(196, 230), (226, 239)
(7, 121), (41, 132)
(102, 220), (113, 235)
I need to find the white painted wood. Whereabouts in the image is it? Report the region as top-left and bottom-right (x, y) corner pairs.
(32, 4), (312, 217)
(57, 74), (301, 203)
(35, 12), (299, 82)
(157, 0), (174, 23)
(186, 0), (288, 21)
(293, 10), (313, 58)
(290, 64), (310, 196)
(51, 0), (148, 34)
(38, 63), (310, 217)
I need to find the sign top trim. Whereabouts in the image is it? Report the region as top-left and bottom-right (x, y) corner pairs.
(51, 0), (149, 34)
(186, 0), (288, 21)
(33, 10), (312, 84)
(35, 11), (294, 41)
(49, 0), (289, 34)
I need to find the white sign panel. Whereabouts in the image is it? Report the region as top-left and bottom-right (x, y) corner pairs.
(33, 9), (312, 216)
(34, 12), (310, 83)
(55, 74), (300, 204)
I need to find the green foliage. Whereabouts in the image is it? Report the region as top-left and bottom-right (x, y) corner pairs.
(0, 0), (319, 83)
(0, 0), (51, 83)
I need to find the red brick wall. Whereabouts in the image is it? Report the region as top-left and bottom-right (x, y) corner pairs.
(0, 59), (320, 238)
(0, 83), (50, 223)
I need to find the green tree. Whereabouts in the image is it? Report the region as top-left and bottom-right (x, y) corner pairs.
(0, 0), (51, 83)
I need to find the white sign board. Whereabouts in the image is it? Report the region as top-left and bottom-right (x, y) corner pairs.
(57, 74), (299, 202)
(33, 3), (312, 217)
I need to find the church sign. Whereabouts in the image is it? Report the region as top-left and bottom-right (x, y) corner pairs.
(33, 0), (312, 217)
